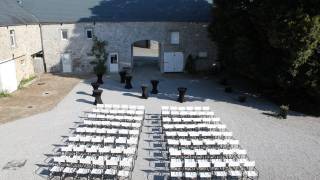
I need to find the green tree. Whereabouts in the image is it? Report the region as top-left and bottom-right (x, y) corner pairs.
(209, 0), (320, 115)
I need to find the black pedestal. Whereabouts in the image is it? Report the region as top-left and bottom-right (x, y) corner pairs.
(150, 80), (159, 94)
(141, 85), (148, 99)
(119, 71), (127, 84)
(92, 89), (103, 105)
(96, 74), (103, 84)
(125, 75), (133, 89)
(91, 82), (100, 96)
(177, 87), (187, 103)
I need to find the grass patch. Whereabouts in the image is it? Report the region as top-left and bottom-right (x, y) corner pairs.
(18, 75), (36, 89)
(0, 91), (11, 98)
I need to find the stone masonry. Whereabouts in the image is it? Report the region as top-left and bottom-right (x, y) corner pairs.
(41, 22), (217, 73)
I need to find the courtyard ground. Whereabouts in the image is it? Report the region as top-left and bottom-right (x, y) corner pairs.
(0, 73), (90, 124)
(0, 65), (319, 180)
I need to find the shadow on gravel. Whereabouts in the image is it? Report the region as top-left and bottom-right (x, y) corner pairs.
(262, 112), (280, 118)
(76, 99), (93, 105)
(76, 91), (92, 96)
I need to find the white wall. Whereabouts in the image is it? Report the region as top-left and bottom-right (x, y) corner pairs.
(0, 60), (18, 93)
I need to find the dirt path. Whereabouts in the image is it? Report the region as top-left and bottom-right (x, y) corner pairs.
(0, 73), (92, 124)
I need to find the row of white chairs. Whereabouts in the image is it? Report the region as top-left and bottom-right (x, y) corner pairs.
(165, 131), (232, 138)
(83, 120), (141, 129)
(67, 135), (139, 145)
(162, 117), (220, 123)
(97, 104), (145, 111)
(168, 148), (247, 157)
(163, 123), (226, 130)
(54, 155), (135, 167)
(75, 127), (140, 136)
(170, 170), (258, 179)
(86, 114), (144, 122)
(50, 165), (132, 179)
(90, 109), (144, 116)
(60, 144), (137, 156)
(170, 158), (255, 169)
(162, 110), (214, 117)
(167, 139), (239, 147)
(162, 106), (210, 111)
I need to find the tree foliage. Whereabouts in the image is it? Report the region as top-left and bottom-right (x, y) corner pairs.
(209, 0), (320, 114)
(90, 36), (108, 75)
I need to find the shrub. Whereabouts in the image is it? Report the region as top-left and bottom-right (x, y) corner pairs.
(184, 54), (196, 74)
(18, 75), (37, 89)
(279, 105), (289, 119)
(238, 95), (247, 102)
(0, 91), (11, 98)
(225, 86), (233, 93)
(219, 77), (228, 85)
(90, 36), (108, 75)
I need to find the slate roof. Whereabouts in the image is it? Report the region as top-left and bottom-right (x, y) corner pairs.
(0, 0), (38, 26)
(1, 0), (213, 26)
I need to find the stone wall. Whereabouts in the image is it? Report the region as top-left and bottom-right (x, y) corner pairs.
(41, 22), (217, 73)
(0, 25), (42, 83)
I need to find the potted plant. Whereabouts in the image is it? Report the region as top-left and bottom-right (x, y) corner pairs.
(279, 105), (289, 119)
(90, 36), (108, 84)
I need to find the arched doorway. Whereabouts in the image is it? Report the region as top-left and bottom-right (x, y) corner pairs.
(131, 40), (161, 72)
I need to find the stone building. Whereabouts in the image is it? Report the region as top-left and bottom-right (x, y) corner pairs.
(0, 0), (216, 90)
(0, 0), (42, 92)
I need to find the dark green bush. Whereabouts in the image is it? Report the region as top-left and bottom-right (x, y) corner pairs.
(238, 95), (247, 103)
(279, 105), (289, 119)
(219, 77), (228, 86)
(184, 54), (196, 74)
(225, 86), (233, 93)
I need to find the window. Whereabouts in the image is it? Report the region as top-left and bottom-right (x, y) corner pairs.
(61, 29), (68, 40)
(110, 54), (118, 64)
(9, 30), (16, 47)
(170, 31), (180, 44)
(86, 29), (93, 39)
(198, 52), (208, 58)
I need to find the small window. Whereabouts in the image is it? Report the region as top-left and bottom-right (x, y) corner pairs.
(86, 29), (93, 39)
(61, 29), (68, 40)
(198, 52), (208, 58)
(170, 31), (180, 45)
(110, 54), (118, 64)
(9, 30), (16, 47)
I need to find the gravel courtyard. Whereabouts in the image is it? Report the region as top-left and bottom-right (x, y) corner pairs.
(0, 66), (319, 180)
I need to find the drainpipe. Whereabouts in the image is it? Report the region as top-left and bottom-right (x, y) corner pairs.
(39, 24), (47, 73)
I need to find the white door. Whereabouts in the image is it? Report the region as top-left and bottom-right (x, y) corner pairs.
(174, 52), (184, 72)
(61, 53), (72, 73)
(0, 60), (18, 93)
(108, 53), (119, 73)
(164, 52), (184, 72)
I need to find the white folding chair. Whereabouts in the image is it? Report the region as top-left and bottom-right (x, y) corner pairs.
(104, 104), (112, 109)
(92, 156), (105, 166)
(117, 170), (130, 179)
(170, 171), (183, 178)
(184, 159), (197, 168)
(86, 145), (99, 154)
(202, 106), (210, 111)
(170, 159), (183, 169)
(185, 172), (197, 179)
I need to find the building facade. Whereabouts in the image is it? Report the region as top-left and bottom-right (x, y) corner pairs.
(0, 0), (216, 92)
(41, 22), (216, 73)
